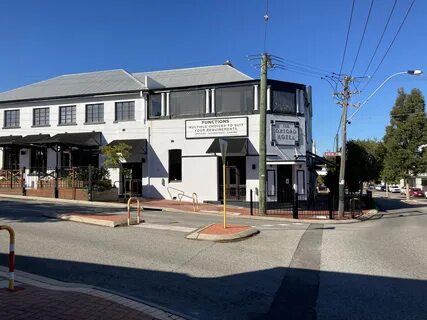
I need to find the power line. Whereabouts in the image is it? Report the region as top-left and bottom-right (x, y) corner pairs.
(350, 0), (374, 76)
(361, 0), (416, 92)
(362, 0), (398, 78)
(338, 0), (356, 78)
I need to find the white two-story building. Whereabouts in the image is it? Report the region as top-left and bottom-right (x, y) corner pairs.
(0, 63), (315, 203)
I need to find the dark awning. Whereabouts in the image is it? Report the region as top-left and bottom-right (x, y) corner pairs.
(0, 135), (23, 147)
(206, 138), (248, 155)
(36, 132), (102, 148)
(12, 134), (51, 147)
(106, 139), (147, 163)
(306, 151), (336, 167)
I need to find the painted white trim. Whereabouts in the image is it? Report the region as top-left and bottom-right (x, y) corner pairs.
(160, 92), (165, 116)
(267, 86), (271, 111)
(166, 92), (170, 116)
(254, 85), (259, 111)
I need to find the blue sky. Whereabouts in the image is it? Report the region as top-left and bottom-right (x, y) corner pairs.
(0, 0), (425, 154)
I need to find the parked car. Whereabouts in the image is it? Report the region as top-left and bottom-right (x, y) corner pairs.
(409, 188), (424, 197)
(388, 185), (401, 193)
(375, 185), (386, 191)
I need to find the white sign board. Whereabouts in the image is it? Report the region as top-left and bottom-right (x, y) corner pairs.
(185, 117), (248, 139)
(271, 121), (299, 146)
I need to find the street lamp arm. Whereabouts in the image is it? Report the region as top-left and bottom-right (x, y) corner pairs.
(348, 70), (422, 122)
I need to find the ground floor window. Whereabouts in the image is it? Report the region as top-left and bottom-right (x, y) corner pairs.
(168, 149), (182, 182)
(2, 148), (20, 170)
(30, 148), (47, 173)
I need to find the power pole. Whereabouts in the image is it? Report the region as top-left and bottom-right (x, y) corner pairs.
(337, 76), (352, 218)
(258, 53), (269, 215)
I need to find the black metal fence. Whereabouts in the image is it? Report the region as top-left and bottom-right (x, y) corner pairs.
(250, 189), (373, 219)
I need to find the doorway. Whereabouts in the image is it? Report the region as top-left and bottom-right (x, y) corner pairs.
(277, 165), (293, 202)
(218, 156), (246, 201)
(121, 162), (143, 197)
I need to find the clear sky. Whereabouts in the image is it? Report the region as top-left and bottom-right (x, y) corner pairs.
(0, 0), (425, 154)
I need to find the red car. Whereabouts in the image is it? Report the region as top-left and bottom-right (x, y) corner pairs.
(409, 188), (424, 197)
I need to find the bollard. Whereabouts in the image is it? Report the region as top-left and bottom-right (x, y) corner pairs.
(0, 225), (15, 290)
(127, 197), (142, 226)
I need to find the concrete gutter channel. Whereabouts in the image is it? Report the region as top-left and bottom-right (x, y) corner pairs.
(0, 194), (379, 226)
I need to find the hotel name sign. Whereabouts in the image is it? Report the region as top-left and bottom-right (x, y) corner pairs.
(271, 121), (300, 146)
(185, 117), (248, 139)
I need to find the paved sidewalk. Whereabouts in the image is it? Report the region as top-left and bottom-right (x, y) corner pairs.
(0, 268), (187, 320)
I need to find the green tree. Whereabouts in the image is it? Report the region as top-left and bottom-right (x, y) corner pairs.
(101, 143), (132, 168)
(382, 88), (427, 197)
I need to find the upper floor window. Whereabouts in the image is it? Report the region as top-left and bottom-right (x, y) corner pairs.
(215, 86), (254, 114)
(33, 108), (50, 126)
(170, 90), (205, 117)
(4, 110), (20, 128)
(149, 94), (162, 118)
(272, 90), (296, 114)
(59, 105), (76, 125)
(115, 101), (135, 121)
(85, 103), (104, 124)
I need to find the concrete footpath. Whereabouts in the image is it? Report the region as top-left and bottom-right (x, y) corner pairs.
(0, 267), (188, 320)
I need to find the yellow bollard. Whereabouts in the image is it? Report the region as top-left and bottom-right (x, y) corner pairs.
(0, 225), (15, 290)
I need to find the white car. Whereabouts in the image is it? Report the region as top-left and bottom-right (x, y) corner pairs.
(388, 185), (401, 193)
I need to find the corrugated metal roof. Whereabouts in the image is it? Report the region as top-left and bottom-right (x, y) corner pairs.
(0, 69), (145, 103)
(0, 65), (252, 103)
(134, 65), (252, 89)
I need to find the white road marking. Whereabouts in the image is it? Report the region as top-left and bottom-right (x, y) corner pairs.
(261, 224), (275, 227)
(133, 223), (196, 233)
(278, 223), (289, 226)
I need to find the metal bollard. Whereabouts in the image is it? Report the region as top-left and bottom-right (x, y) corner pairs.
(0, 225), (15, 290)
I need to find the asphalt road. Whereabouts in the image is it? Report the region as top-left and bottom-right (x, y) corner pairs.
(0, 196), (426, 320)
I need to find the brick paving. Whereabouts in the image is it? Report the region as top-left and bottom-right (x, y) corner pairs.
(200, 224), (250, 235)
(0, 284), (159, 320)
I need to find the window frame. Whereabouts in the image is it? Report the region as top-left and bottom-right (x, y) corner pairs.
(85, 103), (104, 124)
(214, 85), (254, 115)
(149, 94), (162, 119)
(58, 105), (77, 125)
(33, 107), (50, 127)
(3, 109), (20, 128)
(115, 101), (135, 122)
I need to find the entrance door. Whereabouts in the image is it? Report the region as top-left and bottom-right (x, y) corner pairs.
(121, 162), (143, 197)
(218, 156), (246, 201)
(277, 165), (293, 202)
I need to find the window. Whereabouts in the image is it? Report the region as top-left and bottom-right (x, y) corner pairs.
(30, 148), (47, 172)
(33, 108), (50, 126)
(3, 148), (19, 169)
(59, 105), (76, 125)
(149, 94), (162, 118)
(85, 103), (104, 123)
(168, 149), (182, 182)
(4, 110), (20, 128)
(115, 101), (135, 121)
(272, 90), (296, 114)
(170, 90), (205, 117)
(215, 86), (254, 114)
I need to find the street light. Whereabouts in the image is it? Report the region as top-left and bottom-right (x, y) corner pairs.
(348, 70), (423, 122)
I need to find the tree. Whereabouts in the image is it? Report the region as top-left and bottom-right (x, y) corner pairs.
(101, 143), (132, 168)
(382, 88), (427, 198)
(352, 139), (386, 183)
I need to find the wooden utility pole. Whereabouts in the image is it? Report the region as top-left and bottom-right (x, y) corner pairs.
(258, 53), (269, 214)
(337, 76), (351, 218)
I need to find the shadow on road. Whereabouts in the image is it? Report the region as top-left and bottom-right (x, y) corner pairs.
(0, 254), (425, 320)
(375, 196), (427, 210)
(0, 199), (123, 223)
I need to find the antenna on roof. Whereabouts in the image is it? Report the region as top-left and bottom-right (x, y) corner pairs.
(223, 60), (234, 67)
